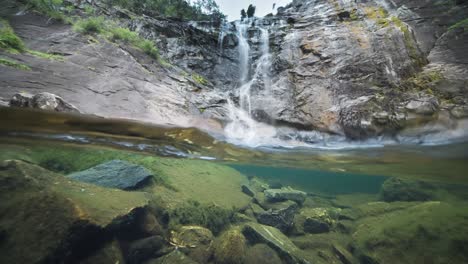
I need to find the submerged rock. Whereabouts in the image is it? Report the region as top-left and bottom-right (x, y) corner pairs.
(0, 160), (149, 264)
(81, 240), (125, 264)
(243, 223), (311, 264)
(146, 250), (198, 264)
(293, 208), (339, 235)
(380, 177), (436, 202)
(264, 187), (307, 204)
(213, 228), (247, 264)
(245, 243), (283, 264)
(256, 200), (299, 233)
(67, 160), (153, 190)
(169, 226), (214, 263)
(126, 235), (167, 264)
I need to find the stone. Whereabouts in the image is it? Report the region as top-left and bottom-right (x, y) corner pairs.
(380, 177), (436, 202)
(145, 250), (198, 264)
(293, 208), (339, 235)
(31, 92), (80, 113)
(126, 236), (166, 264)
(67, 160), (153, 190)
(169, 226), (214, 263)
(9, 92), (33, 107)
(81, 240), (125, 264)
(243, 223), (311, 264)
(245, 244), (283, 264)
(0, 160), (149, 264)
(256, 200), (299, 233)
(451, 105), (468, 119)
(332, 244), (357, 264)
(213, 228), (247, 264)
(405, 98), (439, 115)
(242, 184), (256, 197)
(264, 187), (307, 204)
(0, 97), (9, 107)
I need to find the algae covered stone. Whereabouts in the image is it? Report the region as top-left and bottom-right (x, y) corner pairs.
(213, 228), (247, 264)
(67, 159), (153, 190)
(293, 208), (340, 234)
(0, 160), (149, 264)
(264, 187), (307, 204)
(380, 177), (436, 202)
(245, 244), (282, 264)
(169, 225), (214, 263)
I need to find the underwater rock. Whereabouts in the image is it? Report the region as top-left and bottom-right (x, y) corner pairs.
(332, 244), (357, 264)
(67, 160), (153, 190)
(293, 208), (339, 235)
(256, 200), (299, 233)
(242, 184), (256, 197)
(0, 160), (149, 264)
(353, 201), (468, 264)
(245, 243), (283, 264)
(169, 226), (214, 263)
(126, 235), (166, 264)
(145, 250), (198, 264)
(243, 223), (311, 264)
(380, 177), (436, 202)
(264, 187), (307, 204)
(213, 228), (247, 264)
(81, 240), (125, 264)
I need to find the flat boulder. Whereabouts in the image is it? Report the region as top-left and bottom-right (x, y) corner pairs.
(380, 177), (436, 202)
(264, 187), (307, 204)
(9, 92), (80, 113)
(256, 200), (299, 233)
(0, 160), (149, 264)
(243, 223), (311, 264)
(67, 160), (153, 190)
(293, 208), (340, 235)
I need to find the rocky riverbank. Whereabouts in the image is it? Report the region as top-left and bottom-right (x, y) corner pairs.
(1, 0), (467, 145)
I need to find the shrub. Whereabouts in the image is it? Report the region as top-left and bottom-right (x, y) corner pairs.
(137, 39), (159, 59)
(28, 0), (65, 21)
(73, 17), (106, 34)
(109, 27), (139, 43)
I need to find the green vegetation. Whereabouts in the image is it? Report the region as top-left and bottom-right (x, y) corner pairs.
(192, 73), (208, 85)
(168, 200), (236, 235)
(0, 20), (25, 53)
(27, 50), (64, 61)
(106, 0), (225, 23)
(73, 16), (106, 34)
(0, 58), (31, 70)
(449, 18), (468, 31)
(27, 0), (66, 21)
(213, 228), (247, 264)
(391, 16), (426, 67)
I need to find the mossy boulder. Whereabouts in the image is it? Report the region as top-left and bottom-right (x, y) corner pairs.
(264, 187), (307, 204)
(169, 225), (214, 263)
(146, 250), (198, 264)
(0, 160), (149, 263)
(213, 228), (247, 264)
(353, 201), (468, 263)
(245, 244), (282, 264)
(293, 208), (341, 235)
(380, 177), (436, 202)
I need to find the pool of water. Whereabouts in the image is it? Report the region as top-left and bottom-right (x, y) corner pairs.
(1, 108), (468, 264)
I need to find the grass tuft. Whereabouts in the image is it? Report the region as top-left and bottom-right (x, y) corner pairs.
(0, 58), (31, 70)
(449, 18), (468, 31)
(27, 50), (64, 61)
(0, 20), (25, 53)
(73, 17), (106, 34)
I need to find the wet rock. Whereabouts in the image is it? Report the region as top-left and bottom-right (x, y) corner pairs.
(245, 243), (283, 264)
(81, 240), (125, 264)
(0, 160), (149, 264)
(139, 211), (163, 236)
(353, 201), (468, 263)
(293, 208), (339, 235)
(169, 226), (214, 263)
(67, 160), (153, 190)
(213, 228), (247, 264)
(332, 244), (357, 264)
(405, 98), (439, 115)
(9, 92), (33, 107)
(126, 236), (166, 264)
(256, 200), (299, 233)
(0, 97), (9, 107)
(264, 187), (307, 204)
(451, 105), (468, 119)
(145, 250), (198, 264)
(243, 223), (310, 264)
(242, 184), (256, 197)
(380, 177), (436, 202)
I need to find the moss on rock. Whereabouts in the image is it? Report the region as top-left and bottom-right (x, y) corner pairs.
(213, 228), (247, 264)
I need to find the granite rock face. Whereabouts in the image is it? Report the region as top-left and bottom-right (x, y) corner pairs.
(67, 160), (153, 190)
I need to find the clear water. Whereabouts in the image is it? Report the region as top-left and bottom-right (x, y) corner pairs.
(1, 107), (468, 264)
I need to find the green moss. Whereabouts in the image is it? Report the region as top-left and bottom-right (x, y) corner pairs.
(0, 20), (25, 53)
(73, 17), (106, 34)
(83, 5), (96, 16)
(0, 58), (31, 70)
(391, 16), (426, 67)
(168, 200), (236, 235)
(27, 49), (64, 61)
(213, 228), (247, 264)
(349, 9), (359, 21)
(449, 18), (468, 31)
(137, 39), (159, 59)
(192, 73), (208, 85)
(108, 27), (159, 59)
(402, 70), (444, 95)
